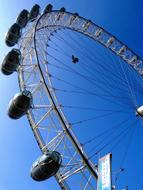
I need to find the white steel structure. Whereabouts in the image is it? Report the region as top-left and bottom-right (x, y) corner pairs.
(14, 9), (143, 189)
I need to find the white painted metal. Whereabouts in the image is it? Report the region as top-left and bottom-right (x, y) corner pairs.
(136, 105), (143, 117)
(17, 9), (143, 190)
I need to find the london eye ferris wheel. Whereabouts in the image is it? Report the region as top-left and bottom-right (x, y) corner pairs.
(2, 3), (143, 190)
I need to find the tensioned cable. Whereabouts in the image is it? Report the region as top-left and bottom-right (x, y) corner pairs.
(52, 30), (143, 103)
(46, 35), (136, 107)
(133, 125), (143, 190)
(35, 28), (137, 105)
(57, 28), (132, 87)
(87, 117), (135, 155)
(48, 54), (130, 99)
(48, 33), (123, 84)
(46, 52), (133, 104)
(50, 73), (134, 109)
(70, 110), (127, 126)
(114, 122), (137, 186)
(82, 116), (131, 146)
(53, 87), (131, 100)
(118, 57), (138, 108)
(89, 119), (138, 159)
(48, 32), (130, 88)
(58, 28), (122, 72)
(111, 120), (137, 153)
(61, 105), (132, 112)
(47, 60), (132, 101)
(47, 58), (136, 103)
(57, 29), (108, 64)
(52, 29), (134, 88)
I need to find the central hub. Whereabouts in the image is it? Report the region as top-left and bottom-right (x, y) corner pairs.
(136, 105), (143, 117)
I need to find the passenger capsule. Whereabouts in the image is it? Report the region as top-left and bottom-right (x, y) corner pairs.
(1, 49), (21, 75)
(5, 23), (21, 47)
(29, 4), (40, 21)
(31, 151), (62, 181)
(16, 9), (29, 28)
(43, 4), (53, 14)
(73, 13), (79, 16)
(8, 90), (32, 119)
(60, 7), (66, 12)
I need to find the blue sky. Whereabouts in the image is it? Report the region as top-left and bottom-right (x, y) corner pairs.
(1, 0), (143, 189)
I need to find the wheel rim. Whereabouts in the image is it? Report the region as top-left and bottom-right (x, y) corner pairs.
(17, 10), (143, 189)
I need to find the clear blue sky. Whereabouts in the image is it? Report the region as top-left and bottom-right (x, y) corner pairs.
(0, 0), (143, 189)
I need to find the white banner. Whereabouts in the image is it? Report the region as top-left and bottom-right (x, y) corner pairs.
(97, 153), (112, 190)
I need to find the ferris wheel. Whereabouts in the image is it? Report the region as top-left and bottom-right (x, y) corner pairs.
(2, 3), (143, 190)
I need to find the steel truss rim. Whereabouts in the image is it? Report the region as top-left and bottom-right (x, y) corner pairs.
(33, 9), (98, 184)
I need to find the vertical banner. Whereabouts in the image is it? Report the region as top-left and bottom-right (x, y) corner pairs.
(97, 153), (112, 190)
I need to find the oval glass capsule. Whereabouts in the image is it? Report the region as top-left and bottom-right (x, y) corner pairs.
(31, 151), (62, 181)
(8, 90), (32, 119)
(1, 49), (21, 75)
(5, 23), (21, 47)
(29, 4), (40, 21)
(16, 9), (29, 28)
